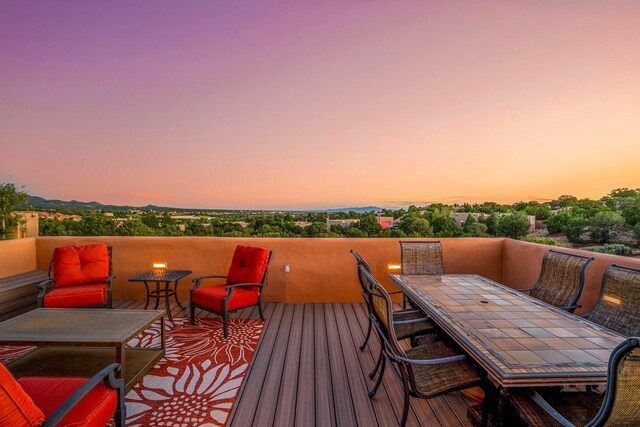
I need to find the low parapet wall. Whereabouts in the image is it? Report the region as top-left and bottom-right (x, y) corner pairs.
(0, 238), (37, 278)
(34, 236), (505, 303)
(0, 236), (630, 305)
(502, 239), (640, 314)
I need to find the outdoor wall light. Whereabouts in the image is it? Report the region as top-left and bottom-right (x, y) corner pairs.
(603, 295), (621, 305)
(387, 264), (401, 271)
(152, 262), (168, 269)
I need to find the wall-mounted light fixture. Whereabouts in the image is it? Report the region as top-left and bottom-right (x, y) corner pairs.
(152, 262), (168, 270)
(387, 264), (401, 271)
(603, 295), (621, 305)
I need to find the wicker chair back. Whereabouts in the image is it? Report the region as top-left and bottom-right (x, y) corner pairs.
(400, 241), (444, 275)
(350, 249), (372, 294)
(588, 265), (640, 336)
(359, 265), (405, 356)
(588, 337), (640, 427)
(529, 250), (593, 312)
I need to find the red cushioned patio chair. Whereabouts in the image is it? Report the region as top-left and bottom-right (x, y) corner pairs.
(190, 245), (272, 338)
(0, 362), (125, 427)
(37, 244), (114, 309)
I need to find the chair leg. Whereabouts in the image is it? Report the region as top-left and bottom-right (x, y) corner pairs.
(190, 302), (195, 324)
(399, 365), (410, 427)
(114, 380), (126, 427)
(258, 302), (265, 320)
(368, 355), (386, 398)
(114, 401), (125, 426)
(481, 394), (490, 427)
(369, 345), (383, 379)
(223, 310), (229, 339)
(360, 317), (373, 351)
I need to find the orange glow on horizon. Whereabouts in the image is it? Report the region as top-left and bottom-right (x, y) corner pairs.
(1, 2), (639, 209)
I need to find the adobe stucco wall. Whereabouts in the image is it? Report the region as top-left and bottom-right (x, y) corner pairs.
(2, 236), (631, 305)
(0, 238), (37, 277)
(502, 239), (640, 315)
(34, 237), (505, 303)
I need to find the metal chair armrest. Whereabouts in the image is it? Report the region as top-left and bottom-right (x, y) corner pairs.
(525, 389), (575, 427)
(395, 353), (467, 365)
(518, 287), (534, 293)
(225, 282), (264, 291)
(38, 278), (54, 289)
(192, 275), (227, 288)
(559, 304), (580, 312)
(37, 279), (55, 307)
(42, 363), (123, 427)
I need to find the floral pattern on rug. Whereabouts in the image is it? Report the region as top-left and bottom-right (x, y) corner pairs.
(125, 318), (263, 427)
(0, 317), (263, 427)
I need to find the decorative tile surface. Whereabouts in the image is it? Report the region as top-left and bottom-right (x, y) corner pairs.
(390, 274), (626, 387)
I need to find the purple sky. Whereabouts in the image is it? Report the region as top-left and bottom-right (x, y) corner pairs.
(1, 1), (639, 209)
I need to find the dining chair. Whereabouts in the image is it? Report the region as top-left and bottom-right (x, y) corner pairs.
(350, 249), (435, 351)
(360, 265), (483, 427)
(0, 362), (125, 427)
(400, 241), (444, 275)
(37, 244), (114, 309)
(510, 336), (640, 427)
(190, 245), (271, 338)
(585, 264), (640, 336)
(520, 250), (594, 313)
(353, 250), (438, 381)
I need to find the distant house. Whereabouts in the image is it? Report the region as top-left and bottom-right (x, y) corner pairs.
(376, 214), (395, 230)
(449, 212), (536, 232)
(12, 212), (39, 239)
(294, 221), (313, 228)
(449, 212), (485, 228)
(326, 219), (359, 229)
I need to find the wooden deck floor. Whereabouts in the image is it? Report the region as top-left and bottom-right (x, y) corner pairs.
(114, 300), (478, 427)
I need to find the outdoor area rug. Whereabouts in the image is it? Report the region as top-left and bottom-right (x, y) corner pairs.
(0, 317), (264, 427)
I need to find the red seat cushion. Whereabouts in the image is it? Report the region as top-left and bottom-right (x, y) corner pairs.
(42, 284), (107, 308)
(226, 245), (270, 291)
(53, 244), (109, 288)
(0, 363), (45, 427)
(18, 376), (117, 427)
(192, 285), (259, 312)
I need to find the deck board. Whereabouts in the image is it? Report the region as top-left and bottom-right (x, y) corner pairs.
(114, 301), (479, 427)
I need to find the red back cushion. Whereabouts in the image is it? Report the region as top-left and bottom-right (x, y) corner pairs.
(0, 363), (45, 426)
(53, 244), (110, 288)
(226, 245), (270, 289)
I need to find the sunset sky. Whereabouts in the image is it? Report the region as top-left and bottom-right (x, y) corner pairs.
(1, 1), (639, 210)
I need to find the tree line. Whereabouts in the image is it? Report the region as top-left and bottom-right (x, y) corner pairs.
(2, 182), (639, 247)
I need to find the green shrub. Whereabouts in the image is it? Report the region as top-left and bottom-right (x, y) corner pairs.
(585, 244), (632, 256)
(521, 236), (561, 246)
(589, 211), (626, 244)
(565, 217), (588, 243)
(497, 212), (531, 239)
(545, 212), (572, 234)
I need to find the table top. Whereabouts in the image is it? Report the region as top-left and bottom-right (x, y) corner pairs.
(129, 270), (192, 282)
(0, 308), (164, 346)
(389, 274), (626, 388)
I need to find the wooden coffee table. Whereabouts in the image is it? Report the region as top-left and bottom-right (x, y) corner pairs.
(0, 308), (165, 392)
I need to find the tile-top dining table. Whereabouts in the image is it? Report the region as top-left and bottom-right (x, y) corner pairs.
(389, 274), (626, 423)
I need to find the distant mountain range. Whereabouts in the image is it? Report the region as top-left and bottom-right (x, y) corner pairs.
(19, 196), (383, 214)
(318, 206), (383, 213)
